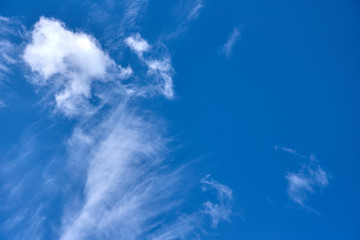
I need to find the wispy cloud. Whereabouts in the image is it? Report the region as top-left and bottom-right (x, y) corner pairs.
(125, 33), (175, 99)
(148, 176), (234, 239)
(186, 0), (204, 21)
(60, 110), (182, 239)
(274, 145), (307, 159)
(0, 119), (62, 240)
(0, 16), (26, 108)
(0, 40), (15, 76)
(163, 0), (205, 41)
(286, 165), (329, 207)
(6, 16), (235, 239)
(201, 175), (233, 227)
(276, 146), (330, 212)
(122, 0), (149, 27)
(80, 0), (148, 55)
(221, 28), (241, 58)
(149, 214), (200, 240)
(0, 16), (23, 78)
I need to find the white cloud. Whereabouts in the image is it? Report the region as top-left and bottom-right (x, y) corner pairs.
(221, 28), (240, 58)
(274, 145), (307, 159)
(274, 145), (297, 155)
(186, 0), (204, 21)
(60, 117), (234, 240)
(202, 201), (231, 228)
(164, 0), (205, 40)
(147, 176), (233, 239)
(124, 33), (150, 57)
(125, 34), (175, 99)
(0, 40), (15, 75)
(201, 175), (233, 200)
(147, 215), (199, 240)
(286, 165), (329, 207)
(23, 17), (130, 117)
(59, 106), (205, 239)
(2, 15), (234, 239)
(277, 147), (330, 209)
(201, 175), (233, 227)
(0, 16), (25, 107)
(122, 0), (149, 27)
(0, 16), (23, 79)
(24, 17), (110, 79)
(146, 58), (174, 98)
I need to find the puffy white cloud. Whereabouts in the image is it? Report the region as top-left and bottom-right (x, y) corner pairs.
(23, 17), (130, 117)
(124, 33), (150, 57)
(24, 17), (110, 80)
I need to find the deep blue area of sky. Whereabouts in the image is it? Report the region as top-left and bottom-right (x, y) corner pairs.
(1, 0), (359, 239)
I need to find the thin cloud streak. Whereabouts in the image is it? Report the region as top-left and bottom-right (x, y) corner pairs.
(186, 0), (204, 21)
(164, 0), (205, 41)
(0, 16), (24, 79)
(221, 28), (240, 58)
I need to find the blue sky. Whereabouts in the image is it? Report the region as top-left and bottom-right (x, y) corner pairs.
(0, 0), (360, 239)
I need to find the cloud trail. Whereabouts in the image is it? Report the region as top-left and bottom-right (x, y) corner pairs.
(221, 28), (240, 58)
(186, 0), (204, 21)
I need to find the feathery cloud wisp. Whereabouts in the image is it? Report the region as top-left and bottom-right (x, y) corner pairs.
(286, 165), (329, 207)
(276, 146), (330, 210)
(221, 28), (240, 58)
(125, 33), (175, 99)
(17, 16), (235, 239)
(186, 0), (204, 21)
(0, 16), (23, 78)
(201, 175), (233, 227)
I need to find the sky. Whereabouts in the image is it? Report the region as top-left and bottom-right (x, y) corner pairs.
(0, 0), (360, 239)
